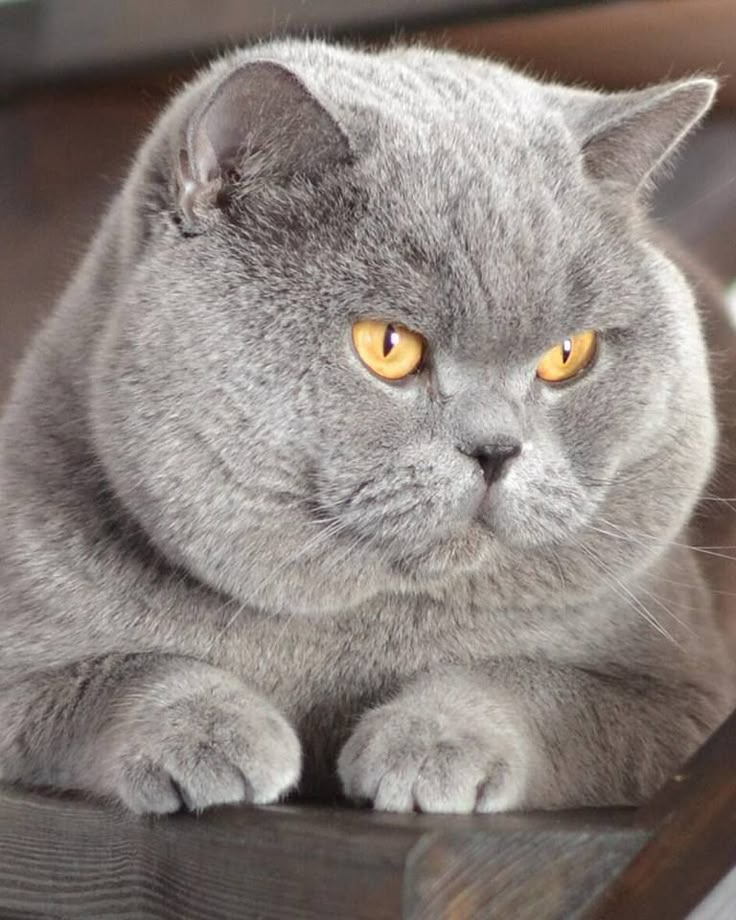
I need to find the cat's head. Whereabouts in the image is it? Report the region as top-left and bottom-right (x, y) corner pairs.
(90, 42), (717, 615)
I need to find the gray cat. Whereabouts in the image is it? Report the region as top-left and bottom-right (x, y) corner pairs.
(0, 40), (733, 815)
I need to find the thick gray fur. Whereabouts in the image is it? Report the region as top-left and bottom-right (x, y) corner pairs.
(0, 40), (733, 815)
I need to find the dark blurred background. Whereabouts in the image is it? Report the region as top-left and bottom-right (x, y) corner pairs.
(2, 0), (735, 402)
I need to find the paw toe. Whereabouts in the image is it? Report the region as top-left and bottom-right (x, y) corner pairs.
(118, 758), (183, 815)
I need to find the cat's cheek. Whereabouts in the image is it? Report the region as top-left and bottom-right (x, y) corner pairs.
(481, 459), (600, 550)
(315, 448), (484, 556)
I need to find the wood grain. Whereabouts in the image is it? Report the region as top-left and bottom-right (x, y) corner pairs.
(0, 713), (733, 920)
(0, 792), (417, 919)
(405, 827), (645, 919)
(588, 709), (736, 919)
(0, 787), (644, 920)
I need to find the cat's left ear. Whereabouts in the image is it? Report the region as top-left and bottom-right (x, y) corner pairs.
(565, 78), (717, 194)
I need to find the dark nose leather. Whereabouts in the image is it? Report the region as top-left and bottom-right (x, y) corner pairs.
(466, 442), (521, 486)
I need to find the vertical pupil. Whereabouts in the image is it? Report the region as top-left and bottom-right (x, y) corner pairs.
(561, 338), (573, 364)
(383, 324), (399, 357)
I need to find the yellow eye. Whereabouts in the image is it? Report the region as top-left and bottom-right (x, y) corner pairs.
(536, 330), (598, 383)
(352, 320), (425, 381)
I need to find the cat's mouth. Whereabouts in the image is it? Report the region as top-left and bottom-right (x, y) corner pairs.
(384, 521), (498, 580)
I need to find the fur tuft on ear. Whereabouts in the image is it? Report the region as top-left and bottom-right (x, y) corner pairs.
(177, 60), (352, 223)
(566, 78), (717, 194)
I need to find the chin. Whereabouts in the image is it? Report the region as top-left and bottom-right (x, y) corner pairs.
(385, 522), (497, 582)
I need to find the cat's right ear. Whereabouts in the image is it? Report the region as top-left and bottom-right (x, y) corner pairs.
(561, 78), (717, 196)
(176, 60), (352, 229)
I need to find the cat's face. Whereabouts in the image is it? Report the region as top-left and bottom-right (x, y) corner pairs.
(91, 45), (717, 615)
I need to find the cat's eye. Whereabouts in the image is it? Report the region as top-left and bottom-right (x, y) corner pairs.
(536, 330), (598, 383)
(352, 320), (426, 381)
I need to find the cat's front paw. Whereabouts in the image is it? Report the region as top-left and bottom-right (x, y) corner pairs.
(338, 692), (530, 814)
(102, 682), (301, 815)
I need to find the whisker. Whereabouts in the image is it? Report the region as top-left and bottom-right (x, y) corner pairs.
(210, 516), (353, 646)
(624, 580), (696, 635)
(577, 541), (678, 645)
(647, 570), (736, 598)
(595, 517), (736, 564)
(269, 528), (368, 650)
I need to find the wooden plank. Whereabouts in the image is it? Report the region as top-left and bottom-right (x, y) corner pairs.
(587, 709), (736, 919)
(0, 784), (645, 920)
(404, 826), (646, 919)
(0, 791), (418, 919)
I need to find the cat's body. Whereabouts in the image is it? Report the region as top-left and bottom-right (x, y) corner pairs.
(0, 41), (733, 813)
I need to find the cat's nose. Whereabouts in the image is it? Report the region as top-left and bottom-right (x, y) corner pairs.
(463, 442), (521, 486)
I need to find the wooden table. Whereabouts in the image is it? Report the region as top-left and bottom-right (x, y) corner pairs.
(0, 709), (733, 919)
